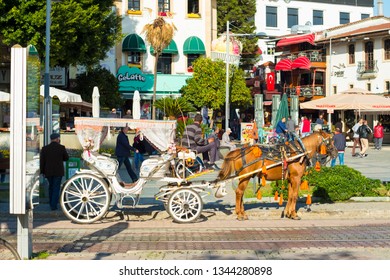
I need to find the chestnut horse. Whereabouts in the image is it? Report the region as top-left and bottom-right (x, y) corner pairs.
(217, 130), (337, 220)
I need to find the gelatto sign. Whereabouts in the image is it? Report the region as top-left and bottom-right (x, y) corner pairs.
(116, 66), (153, 92)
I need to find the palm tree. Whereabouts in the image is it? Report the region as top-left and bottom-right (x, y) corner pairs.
(142, 17), (176, 119)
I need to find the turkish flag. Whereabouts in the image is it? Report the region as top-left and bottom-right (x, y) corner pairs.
(266, 72), (275, 91)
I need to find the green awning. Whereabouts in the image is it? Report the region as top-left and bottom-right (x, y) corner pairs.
(183, 36), (206, 54)
(122, 34), (146, 52)
(150, 40), (178, 54)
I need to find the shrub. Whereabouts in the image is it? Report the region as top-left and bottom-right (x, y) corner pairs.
(307, 165), (382, 201)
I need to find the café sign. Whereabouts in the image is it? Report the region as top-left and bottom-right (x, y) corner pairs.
(117, 65), (153, 92)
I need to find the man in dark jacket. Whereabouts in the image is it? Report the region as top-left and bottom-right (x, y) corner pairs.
(40, 133), (69, 210)
(115, 125), (139, 182)
(331, 128), (346, 166)
(357, 120), (372, 158)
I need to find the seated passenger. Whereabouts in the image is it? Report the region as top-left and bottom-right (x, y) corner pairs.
(181, 113), (220, 170)
(221, 128), (237, 151)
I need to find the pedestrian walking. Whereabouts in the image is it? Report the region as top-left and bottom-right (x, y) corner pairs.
(132, 129), (146, 174)
(357, 119), (372, 158)
(331, 128), (346, 166)
(300, 116), (311, 137)
(351, 118), (363, 157)
(115, 125), (139, 183)
(373, 121), (384, 150)
(40, 133), (69, 211)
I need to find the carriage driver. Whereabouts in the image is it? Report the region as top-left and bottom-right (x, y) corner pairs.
(182, 113), (221, 171)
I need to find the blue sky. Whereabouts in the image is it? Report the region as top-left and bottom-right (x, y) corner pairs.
(374, 1), (390, 16)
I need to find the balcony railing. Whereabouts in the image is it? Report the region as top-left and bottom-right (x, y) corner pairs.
(285, 85), (325, 98)
(286, 50), (323, 62)
(357, 60), (378, 74)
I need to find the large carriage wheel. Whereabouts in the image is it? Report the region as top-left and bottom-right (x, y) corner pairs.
(167, 188), (203, 223)
(60, 174), (110, 224)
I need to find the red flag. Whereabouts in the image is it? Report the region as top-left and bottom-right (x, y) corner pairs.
(266, 72), (275, 91)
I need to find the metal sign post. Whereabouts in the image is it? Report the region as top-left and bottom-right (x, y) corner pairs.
(10, 45), (31, 259)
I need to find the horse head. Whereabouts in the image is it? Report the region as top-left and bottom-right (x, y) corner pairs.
(317, 130), (338, 159)
(301, 130), (338, 160)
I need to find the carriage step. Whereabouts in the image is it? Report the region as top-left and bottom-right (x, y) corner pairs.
(116, 196), (138, 209)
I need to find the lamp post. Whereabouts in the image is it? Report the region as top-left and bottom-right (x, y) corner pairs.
(224, 21), (267, 130)
(43, 0), (52, 145)
(225, 22), (230, 131)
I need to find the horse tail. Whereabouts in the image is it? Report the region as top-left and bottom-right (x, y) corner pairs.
(217, 157), (234, 180)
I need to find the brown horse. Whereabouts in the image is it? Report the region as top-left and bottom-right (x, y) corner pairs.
(217, 130), (338, 220)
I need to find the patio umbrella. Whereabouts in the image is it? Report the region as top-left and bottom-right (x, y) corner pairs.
(92, 86), (100, 118)
(0, 91), (10, 102)
(132, 90), (141, 119)
(300, 88), (390, 112)
(273, 93), (289, 127)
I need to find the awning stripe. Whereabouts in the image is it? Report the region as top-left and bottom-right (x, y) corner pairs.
(291, 57), (311, 70)
(275, 59), (292, 71)
(276, 33), (315, 47)
(183, 36), (206, 54)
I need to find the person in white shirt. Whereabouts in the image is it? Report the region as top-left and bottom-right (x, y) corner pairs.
(221, 128), (237, 151)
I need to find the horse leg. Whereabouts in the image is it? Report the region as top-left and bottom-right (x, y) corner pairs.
(235, 179), (249, 221)
(287, 176), (301, 220)
(283, 180), (294, 218)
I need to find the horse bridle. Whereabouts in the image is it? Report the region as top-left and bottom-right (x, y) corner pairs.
(316, 134), (337, 165)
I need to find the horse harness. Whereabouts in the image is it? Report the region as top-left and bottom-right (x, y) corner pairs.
(229, 132), (334, 178)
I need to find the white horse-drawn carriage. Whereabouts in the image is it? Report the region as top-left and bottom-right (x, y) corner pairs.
(59, 117), (227, 224)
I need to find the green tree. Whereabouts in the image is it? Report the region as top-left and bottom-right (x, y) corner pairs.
(0, 0), (122, 68)
(142, 17), (176, 120)
(217, 0), (259, 70)
(73, 66), (123, 110)
(180, 57), (252, 110)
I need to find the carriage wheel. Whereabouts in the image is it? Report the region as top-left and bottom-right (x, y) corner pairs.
(174, 161), (188, 179)
(167, 188), (203, 223)
(60, 174), (111, 224)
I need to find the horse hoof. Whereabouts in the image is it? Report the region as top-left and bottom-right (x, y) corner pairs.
(237, 216), (244, 221)
(290, 215), (301, 220)
(243, 215), (249, 220)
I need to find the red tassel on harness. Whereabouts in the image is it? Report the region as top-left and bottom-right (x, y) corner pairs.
(262, 165), (267, 174)
(306, 194), (312, 205)
(274, 191), (279, 201)
(320, 144), (327, 155)
(256, 190), (262, 200)
(300, 180), (309, 190)
(279, 193), (284, 206)
(261, 176), (266, 186)
(283, 159), (287, 169)
(315, 161), (321, 171)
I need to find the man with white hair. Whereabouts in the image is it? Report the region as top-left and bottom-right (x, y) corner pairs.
(221, 128), (237, 151)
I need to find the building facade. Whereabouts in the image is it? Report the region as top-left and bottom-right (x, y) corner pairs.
(100, 0), (217, 106)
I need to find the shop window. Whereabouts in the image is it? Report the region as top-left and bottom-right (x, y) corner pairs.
(127, 52), (142, 69)
(157, 54), (172, 74)
(348, 44), (355, 64)
(128, 0), (141, 14)
(287, 8), (298, 29)
(313, 10), (323, 25)
(340, 12), (350, 24)
(385, 39), (390, 60)
(187, 54), (200, 72)
(266, 6), (277, 28)
(187, 0), (200, 17)
(158, 0), (170, 16)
